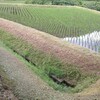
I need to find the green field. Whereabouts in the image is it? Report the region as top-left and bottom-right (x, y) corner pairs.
(0, 4), (100, 37)
(0, 0), (25, 3)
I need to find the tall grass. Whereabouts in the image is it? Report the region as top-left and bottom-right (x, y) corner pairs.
(0, 29), (98, 93)
(0, 4), (100, 37)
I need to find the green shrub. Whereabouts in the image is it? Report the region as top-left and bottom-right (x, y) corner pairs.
(83, 0), (100, 11)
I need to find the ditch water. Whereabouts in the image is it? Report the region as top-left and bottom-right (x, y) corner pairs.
(63, 31), (100, 53)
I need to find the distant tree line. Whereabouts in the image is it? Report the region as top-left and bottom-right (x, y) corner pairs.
(25, 0), (83, 5)
(25, 0), (100, 11)
(83, 0), (100, 11)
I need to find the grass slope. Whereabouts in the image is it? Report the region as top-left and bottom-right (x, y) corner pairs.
(0, 4), (100, 37)
(0, 29), (99, 93)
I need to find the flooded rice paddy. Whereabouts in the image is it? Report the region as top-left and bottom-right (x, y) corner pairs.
(63, 31), (100, 53)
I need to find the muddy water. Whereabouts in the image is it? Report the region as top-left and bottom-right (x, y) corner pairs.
(63, 31), (100, 53)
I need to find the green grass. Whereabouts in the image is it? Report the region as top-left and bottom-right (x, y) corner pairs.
(0, 29), (98, 93)
(0, 4), (100, 37)
(0, 0), (25, 3)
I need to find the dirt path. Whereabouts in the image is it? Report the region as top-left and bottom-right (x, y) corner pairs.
(80, 79), (100, 95)
(0, 46), (74, 100)
(0, 18), (100, 76)
(0, 74), (18, 100)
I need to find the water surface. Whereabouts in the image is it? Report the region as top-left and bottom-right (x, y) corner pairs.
(63, 31), (100, 53)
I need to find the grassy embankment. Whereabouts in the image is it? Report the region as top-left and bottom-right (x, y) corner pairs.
(0, 5), (100, 37)
(0, 29), (98, 93)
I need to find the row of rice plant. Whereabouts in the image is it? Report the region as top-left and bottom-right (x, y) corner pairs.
(0, 4), (100, 37)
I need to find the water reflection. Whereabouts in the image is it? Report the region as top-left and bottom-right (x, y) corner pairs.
(63, 31), (100, 53)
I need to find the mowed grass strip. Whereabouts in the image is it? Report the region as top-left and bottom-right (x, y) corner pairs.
(0, 29), (99, 93)
(0, 4), (100, 37)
